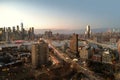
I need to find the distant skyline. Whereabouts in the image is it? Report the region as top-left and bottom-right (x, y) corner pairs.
(0, 0), (120, 29)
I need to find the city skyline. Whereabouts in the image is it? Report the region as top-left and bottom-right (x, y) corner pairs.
(0, 0), (120, 29)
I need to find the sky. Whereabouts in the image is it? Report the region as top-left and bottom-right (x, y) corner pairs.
(0, 0), (120, 30)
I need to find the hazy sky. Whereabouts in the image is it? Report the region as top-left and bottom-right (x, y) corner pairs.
(0, 0), (120, 29)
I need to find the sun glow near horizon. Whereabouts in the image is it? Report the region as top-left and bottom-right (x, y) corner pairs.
(0, 5), (62, 29)
(1, 0), (120, 30)
(0, 2), (84, 30)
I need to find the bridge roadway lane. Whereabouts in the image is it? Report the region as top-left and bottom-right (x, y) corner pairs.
(45, 39), (105, 80)
(87, 39), (117, 50)
(50, 54), (60, 64)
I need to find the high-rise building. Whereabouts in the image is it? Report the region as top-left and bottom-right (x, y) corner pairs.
(85, 25), (91, 39)
(0, 27), (6, 41)
(32, 40), (49, 68)
(6, 28), (9, 42)
(31, 27), (34, 40)
(110, 38), (116, 44)
(8, 27), (11, 32)
(38, 40), (49, 65)
(44, 30), (52, 39)
(8, 27), (12, 41)
(70, 33), (79, 57)
(21, 22), (23, 31)
(13, 26), (15, 32)
(32, 27), (34, 33)
(12, 26), (16, 40)
(17, 25), (19, 32)
(20, 22), (25, 40)
(0, 28), (3, 41)
(32, 43), (39, 68)
(0, 23), (35, 41)
(28, 28), (31, 40)
(28, 27), (34, 40)
(117, 40), (120, 61)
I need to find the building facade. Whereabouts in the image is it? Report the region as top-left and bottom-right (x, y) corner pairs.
(32, 40), (49, 68)
(70, 33), (79, 57)
(0, 23), (35, 41)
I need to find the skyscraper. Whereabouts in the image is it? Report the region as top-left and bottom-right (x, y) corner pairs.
(38, 40), (49, 65)
(0, 28), (3, 41)
(70, 33), (79, 57)
(13, 26), (15, 32)
(20, 22), (24, 40)
(32, 43), (39, 68)
(8, 27), (11, 32)
(6, 28), (9, 42)
(85, 25), (91, 39)
(44, 30), (52, 39)
(32, 40), (49, 68)
(17, 25), (19, 32)
(31, 27), (34, 40)
(21, 22), (23, 31)
(117, 40), (120, 61)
